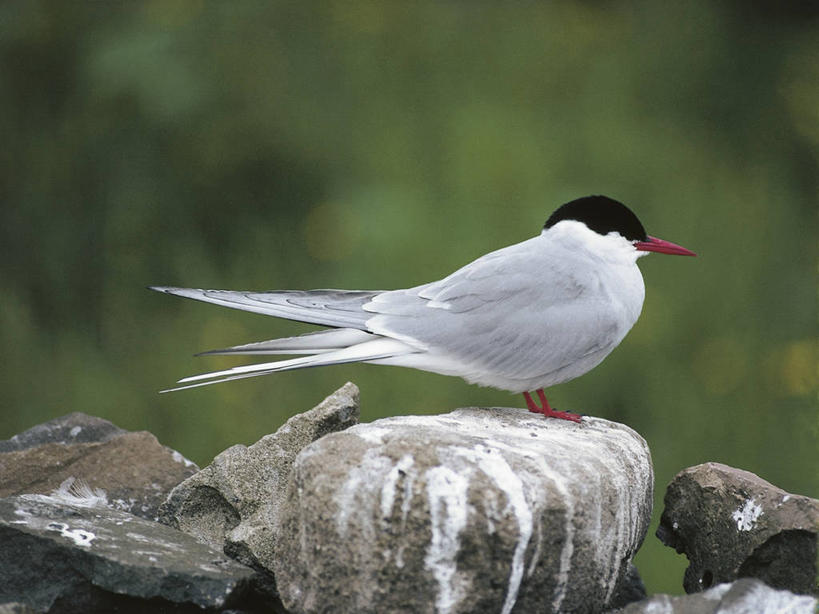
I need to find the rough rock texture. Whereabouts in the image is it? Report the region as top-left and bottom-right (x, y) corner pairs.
(275, 407), (654, 614)
(0, 412), (198, 520)
(656, 462), (818, 596)
(617, 578), (818, 613)
(0, 488), (281, 613)
(607, 563), (648, 611)
(159, 382), (360, 572)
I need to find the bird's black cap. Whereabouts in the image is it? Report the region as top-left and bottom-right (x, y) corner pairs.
(544, 195), (647, 242)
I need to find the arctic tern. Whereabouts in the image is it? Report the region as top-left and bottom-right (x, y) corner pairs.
(151, 195), (695, 422)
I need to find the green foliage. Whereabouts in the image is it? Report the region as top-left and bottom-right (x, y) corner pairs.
(1, 0), (816, 595)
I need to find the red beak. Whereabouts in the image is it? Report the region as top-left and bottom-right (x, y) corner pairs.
(634, 236), (696, 256)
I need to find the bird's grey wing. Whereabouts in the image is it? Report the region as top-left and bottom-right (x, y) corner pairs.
(365, 239), (625, 380)
(149, 287), (382, 329)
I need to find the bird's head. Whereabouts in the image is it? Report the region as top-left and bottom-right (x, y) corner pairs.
(543, 195), (696, 258)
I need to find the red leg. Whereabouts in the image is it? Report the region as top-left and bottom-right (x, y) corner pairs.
(522, 389), (582, 423)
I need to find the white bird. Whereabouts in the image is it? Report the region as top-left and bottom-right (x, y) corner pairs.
(151, 195), (695, 422)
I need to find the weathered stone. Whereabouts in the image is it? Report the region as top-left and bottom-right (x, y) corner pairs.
(275, 407), (654, 614)
(159, 382), (360, 572)
(617, 578), (818, 613)
(607, 563), (647, 610)
(0, 413), (126, 453)
(656, 462), (818, 595)
(0, 412), (198, 521)
(0, 485), (282, 613)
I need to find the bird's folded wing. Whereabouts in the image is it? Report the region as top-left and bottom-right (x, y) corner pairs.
(364, 242), (623, 380)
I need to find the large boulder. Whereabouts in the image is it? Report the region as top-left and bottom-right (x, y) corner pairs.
(0, 412), (198, 521)
(159, 382), (360, 572)
(274, 407), (654, 614)
(656, 462), (818, 596)
(0, 482), (280, 613)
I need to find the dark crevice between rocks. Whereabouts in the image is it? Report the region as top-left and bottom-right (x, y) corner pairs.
(608, 562), (647, 610)
(47, 579), (282, 614)
(700, 569), (713, 590)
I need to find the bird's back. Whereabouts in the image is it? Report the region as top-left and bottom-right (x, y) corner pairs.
(364, 233), (645, 392)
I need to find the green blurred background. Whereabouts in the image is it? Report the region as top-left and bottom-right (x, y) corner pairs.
(1, 0), (816, 595)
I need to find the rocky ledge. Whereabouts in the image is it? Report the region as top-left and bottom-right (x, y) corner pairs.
(1, 383), (816, 613)
(161, 385), (654, 613)
(0, 484), (275, 613)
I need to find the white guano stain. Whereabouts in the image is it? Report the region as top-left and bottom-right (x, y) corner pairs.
(12, 506), (97, 548)
(543, 466), (575, 612)
(380, 454), (415, 521)
(400, 461), (416, 528)
(597, 431), (649, 605)
(47, 522), (96, 547)
(483, 490), (500, 534)
(341, 411), (653, 613)
(335, 449), (393, 539)
(458, 444), (532, 614)
(424, 466), (469, 614)
(391, 455), (419, 569)
(171, 450), (197, 468)
(354, 426), (391, 444)
(732, 498), (763, 531)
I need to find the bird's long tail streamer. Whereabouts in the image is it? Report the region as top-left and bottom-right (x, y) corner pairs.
(161, 337), (415, 393)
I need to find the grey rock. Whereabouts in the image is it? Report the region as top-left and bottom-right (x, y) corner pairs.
(0, 487), (281, 613)
(0, 412), (126, 452)
(0, 412), (199, 521)
(617, 578), (818, 613)
(159, 382), (360, 572)
(0, 604), (38, 614)
(608, 563), (647, 610)
(656, 462), (818, 596)
(275, 407), (654, 614)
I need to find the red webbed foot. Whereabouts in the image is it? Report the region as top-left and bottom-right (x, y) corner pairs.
(523, 389), (582, 423)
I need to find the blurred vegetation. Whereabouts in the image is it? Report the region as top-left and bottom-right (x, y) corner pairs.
(1, 0), (816, 596)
